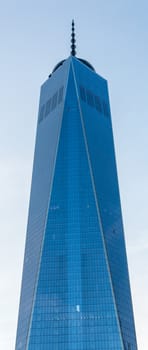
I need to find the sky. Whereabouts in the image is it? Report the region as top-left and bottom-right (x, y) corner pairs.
(0, 0), (148, 349)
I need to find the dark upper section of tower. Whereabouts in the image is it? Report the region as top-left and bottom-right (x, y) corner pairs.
(52, 20), (95, 74)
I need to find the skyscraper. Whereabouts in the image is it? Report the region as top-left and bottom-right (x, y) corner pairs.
(15, 22), (138, 350)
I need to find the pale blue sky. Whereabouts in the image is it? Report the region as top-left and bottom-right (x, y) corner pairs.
(0, 1), (148, 349)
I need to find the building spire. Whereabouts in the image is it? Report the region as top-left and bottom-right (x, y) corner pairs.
(71, 20), (76, 56)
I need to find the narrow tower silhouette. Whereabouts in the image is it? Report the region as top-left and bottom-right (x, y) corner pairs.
(15, 22), (138, 350)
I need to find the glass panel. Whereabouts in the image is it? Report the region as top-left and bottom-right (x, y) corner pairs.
(51, 92), (58, 111)
(103, 100), (110, 117)
(79, 85), (86, 102)
(94, 95), (102, 113)
(58, 86), (64, 104)
(86, 89), (94, 107)
(38, 104), (45, 123)
(45, 98), (51, 117)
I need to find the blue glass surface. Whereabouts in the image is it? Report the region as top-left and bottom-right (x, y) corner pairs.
(73, 57), (138, 349)
(28, 65), (123, 349)
(15, 59), (70, 350)
(15, 57), (138, 350)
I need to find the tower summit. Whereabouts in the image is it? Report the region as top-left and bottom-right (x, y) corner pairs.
(71, 20), (76, 56)
(15, 23), (138, 350)
(52, 20), (95, 74)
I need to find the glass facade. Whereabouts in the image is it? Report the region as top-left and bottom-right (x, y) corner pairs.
(15, 56), (138, 350)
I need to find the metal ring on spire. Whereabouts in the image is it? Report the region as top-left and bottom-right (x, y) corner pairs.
(71, 20), (76, 56)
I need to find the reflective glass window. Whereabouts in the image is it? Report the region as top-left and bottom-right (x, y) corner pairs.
(39, 104), (45, 123)
(94, 95), (102, 113)
(79, 85), (86, 102)
(45, 98), (51, 117)
(58, 86), (64, 104)
(86, 89), (94, 107)
(51, 92), (58, 111)
(103, 100), (110, 117)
